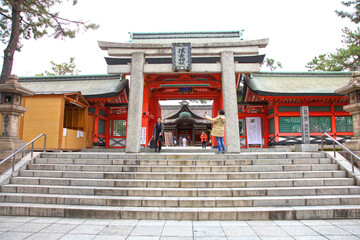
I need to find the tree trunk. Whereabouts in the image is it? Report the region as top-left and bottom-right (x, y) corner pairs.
(0, 0), (22, 84)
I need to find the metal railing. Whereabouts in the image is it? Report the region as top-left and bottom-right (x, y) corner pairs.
(321, 132), (359, 173)
(0, 134), (47, 172)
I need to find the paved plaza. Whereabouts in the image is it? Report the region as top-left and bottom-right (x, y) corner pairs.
(0, 216), (359, 240)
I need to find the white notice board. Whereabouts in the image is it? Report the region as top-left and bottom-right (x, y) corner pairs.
(246, 117), (262, 145)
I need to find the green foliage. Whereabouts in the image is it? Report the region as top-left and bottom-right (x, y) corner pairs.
(260, 58), (283, 71)
(0, 0), (99, 83)
(306, 54), (345, 71)
(0, 0), (99, 50)
(306, 1), (360, 72)
(36, 57), (80, 76)
(306, 27), (360, 71)
(335, 0), (360, 24)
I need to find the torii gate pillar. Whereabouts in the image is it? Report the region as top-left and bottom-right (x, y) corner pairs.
(221, 52), (240, 153)
(125, 52), (145, 153)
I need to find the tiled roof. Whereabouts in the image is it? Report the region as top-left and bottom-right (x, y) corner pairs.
(18, 74), (128, 98)
(246, 72), (353, 96)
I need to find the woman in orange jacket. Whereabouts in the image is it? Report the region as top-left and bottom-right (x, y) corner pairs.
(200, 131), (208, 149)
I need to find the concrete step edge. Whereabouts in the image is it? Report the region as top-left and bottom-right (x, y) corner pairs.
(3, 182), (358, 191)
(27, 163), (336, 168)
(39, 153), (327, 160)
(2, 192), (360, 201)
(19, 167), (342, 176)
(12, 176), (354, 183)
(20, 169), (346, 175)
(4, 183), (360, 191)
(0, 202), (358, 220)
(1, 193), (359, 207)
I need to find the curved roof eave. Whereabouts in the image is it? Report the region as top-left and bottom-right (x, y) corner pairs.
(245, 72), (352, 97)
(18, 74), (127, 98)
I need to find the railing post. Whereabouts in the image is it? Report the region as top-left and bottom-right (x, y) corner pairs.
(351, 154), (355, 173)
(12, 155), (15, 172)
(31, 142), (34, 158)
(321, 134), (324, 151)
(44, 134), (47, 152)
(333, 140), (336, 157)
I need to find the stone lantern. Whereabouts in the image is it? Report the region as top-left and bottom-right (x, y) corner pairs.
(0, 75), (34, 158)
(335, 71), (360, 151)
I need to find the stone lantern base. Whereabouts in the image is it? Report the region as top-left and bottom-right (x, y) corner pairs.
(0, 137), (27, 160)
(0, 75), (34, 161)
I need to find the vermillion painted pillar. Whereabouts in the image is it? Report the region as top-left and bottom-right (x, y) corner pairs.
(142, 86), (150, 147)
(330, 104), (337, 139)
(274, 104), (280, 142)
(93, 105), (99, 143)
(126, 52), (145, 153)
(221, 51), (240, 153)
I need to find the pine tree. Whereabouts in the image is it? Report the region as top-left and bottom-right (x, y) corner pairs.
(306, 1), (359, 71)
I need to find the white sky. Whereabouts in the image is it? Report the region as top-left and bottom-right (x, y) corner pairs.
(0, 0), (357, 76)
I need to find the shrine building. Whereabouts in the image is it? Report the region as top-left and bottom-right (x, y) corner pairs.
(5, 31), (353, 152)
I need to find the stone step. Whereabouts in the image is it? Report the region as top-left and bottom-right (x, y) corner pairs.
(2, 151), (358, 221)
(39, 152), (327, 160)
(33, 157), (333, 166)
(2, 179), (356, 196)
(20, 164), (340, 177)
(0, 202), (358, 220)
(18, 169), (344, 180)
(82, 147), (294, 153)
(12, 170), (347, 183)
(25, 163), (339, 172)
(1, 193), (360, 207)
(4, 183), (360, 196)
(11, 176), (354, 188)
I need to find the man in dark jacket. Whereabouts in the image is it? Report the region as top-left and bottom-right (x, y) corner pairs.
(152, 117), (164, 152)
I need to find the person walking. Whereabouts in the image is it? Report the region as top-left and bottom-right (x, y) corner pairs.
(173, 135), (176, 146)
(182, 137), (187, 147)
(152, 117), (164, 152)
(200, 131), (208, 149)
(204, 110), (226, 154)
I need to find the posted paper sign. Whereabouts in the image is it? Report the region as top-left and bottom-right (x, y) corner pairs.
(246, 117), (262, 145)
(141, 127), (146, 145)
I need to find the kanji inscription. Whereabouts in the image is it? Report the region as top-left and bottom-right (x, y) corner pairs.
(172, 43), (191, 71)
(300, 106), (310, 144)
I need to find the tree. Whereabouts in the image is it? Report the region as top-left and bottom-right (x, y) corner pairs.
(0, 0), (99, 83)
(306, 1), (360, 71)
(260, 58), (283, 71)
(36, 57), (80, 76)
(306, 27), (360, 71)
(336, 0), (360, 24)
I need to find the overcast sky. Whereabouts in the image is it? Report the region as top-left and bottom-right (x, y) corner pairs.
(0, 0), (357, 76)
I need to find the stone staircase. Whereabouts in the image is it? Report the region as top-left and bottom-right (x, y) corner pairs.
(0, 152), (359, 220)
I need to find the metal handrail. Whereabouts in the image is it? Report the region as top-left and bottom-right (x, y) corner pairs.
(321, 132), (359, 173)
(0, 134), (47, 172)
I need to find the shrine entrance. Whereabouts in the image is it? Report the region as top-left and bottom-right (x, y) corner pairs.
(142, 73), (224, 148)
(98, 31), (269, 153)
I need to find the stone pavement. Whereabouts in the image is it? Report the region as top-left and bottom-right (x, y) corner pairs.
(0, 216), (359, 240)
